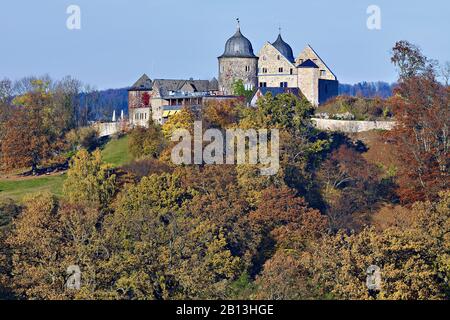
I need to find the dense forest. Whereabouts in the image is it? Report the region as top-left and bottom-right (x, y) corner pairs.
(339, 82), (396, 98)
(0, 41), (448, 300)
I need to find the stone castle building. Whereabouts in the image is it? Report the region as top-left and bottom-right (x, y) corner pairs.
(218, 22), (338, 106)
(128, 75), (219, 126)
(129, 21), (338, 127)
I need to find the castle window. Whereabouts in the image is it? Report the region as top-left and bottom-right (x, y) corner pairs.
(277, 55), (281, 60)
(263, 56), (267, 61)
(262, 68), (268, 73)
(259, 82), (267, 88)
(320, 70), (326, 77)
(299, 59), (304, 64)
(278, 67), (283, 73)
(280, 82), (288, 88)
(290, 68), (293, 75)
(245, 66), (250, 72)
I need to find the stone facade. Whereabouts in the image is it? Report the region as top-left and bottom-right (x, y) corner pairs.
(128, 75), (230, 126)
(297, 66), (319, 106)
(218, 57), (258, 95)
(257, 43), (298, 88)
(256, 42), (338, 106)
(296, 45), (337, 81)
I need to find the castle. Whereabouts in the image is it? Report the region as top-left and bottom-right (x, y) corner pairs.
(218, 21), (338, 106)
(128, 21), (338, 126)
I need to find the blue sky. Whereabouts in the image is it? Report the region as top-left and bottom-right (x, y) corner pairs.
(0, 0), (449, 89)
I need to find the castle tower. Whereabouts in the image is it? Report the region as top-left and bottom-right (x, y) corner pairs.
(218, 19), (258, 95)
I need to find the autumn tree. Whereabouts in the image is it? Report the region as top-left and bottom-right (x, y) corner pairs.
(0, 80), (63, 173)
(53, 76), (82, 134)
(389, 41), (449, 203)
(0, 199), (20, 299)
(316, 145), (385, 231)
(239, 92), (332, 205)
(203, 99), (240, 129)
(63, 149), (117, 209)
(6, 192), (102, 300)
(307, 191), (449, 300)
(161, 107), (196, 139)
(128, 120), (166, 159)
(99, 172), (241, 299)
(248, 186), (327, 275)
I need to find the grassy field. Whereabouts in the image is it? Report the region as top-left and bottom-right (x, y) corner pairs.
(101, 135), (131, 167)
(0, 174), (66, 203)
(0, 135), (130, 203)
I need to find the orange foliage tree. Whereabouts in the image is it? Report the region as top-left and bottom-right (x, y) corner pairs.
(389, 41), (449, 203)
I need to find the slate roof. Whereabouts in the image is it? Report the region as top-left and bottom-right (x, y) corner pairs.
(219, 27), (257, 59)
(297, 59), (319, 68)
(153, 79), (219, 96)
(129, 74), (153, 91)
(272, 34), (295, 63)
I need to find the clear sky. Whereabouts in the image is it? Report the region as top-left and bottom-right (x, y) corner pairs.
(0, 0), (449, 89)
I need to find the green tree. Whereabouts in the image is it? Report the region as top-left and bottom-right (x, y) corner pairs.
(232, 79), (254, 102)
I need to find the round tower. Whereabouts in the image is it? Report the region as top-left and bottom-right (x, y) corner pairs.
(218, 20), (258, 95)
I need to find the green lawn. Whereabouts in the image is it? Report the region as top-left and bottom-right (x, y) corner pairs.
(0, 135), (130, 203)
(0, 174), (66, 203)
(101, 135), (131, 167)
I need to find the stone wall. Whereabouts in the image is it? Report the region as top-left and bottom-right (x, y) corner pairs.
(312, 118), (396, 133)
(218, 57), (258, 95)
(298, 67), (319, 106)
(129, 107), (151, 127)
(93, 122), (123, 137)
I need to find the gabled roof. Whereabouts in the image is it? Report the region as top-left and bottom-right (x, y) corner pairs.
(297, 45), (337, 79)
(153, 79), (218, 96)
(297, 59), (319, 68)
(129, 74), (153, 91)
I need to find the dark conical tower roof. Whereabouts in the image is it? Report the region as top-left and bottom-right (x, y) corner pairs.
(219, 21), (256, 58)
(272, 34), (295, 63)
